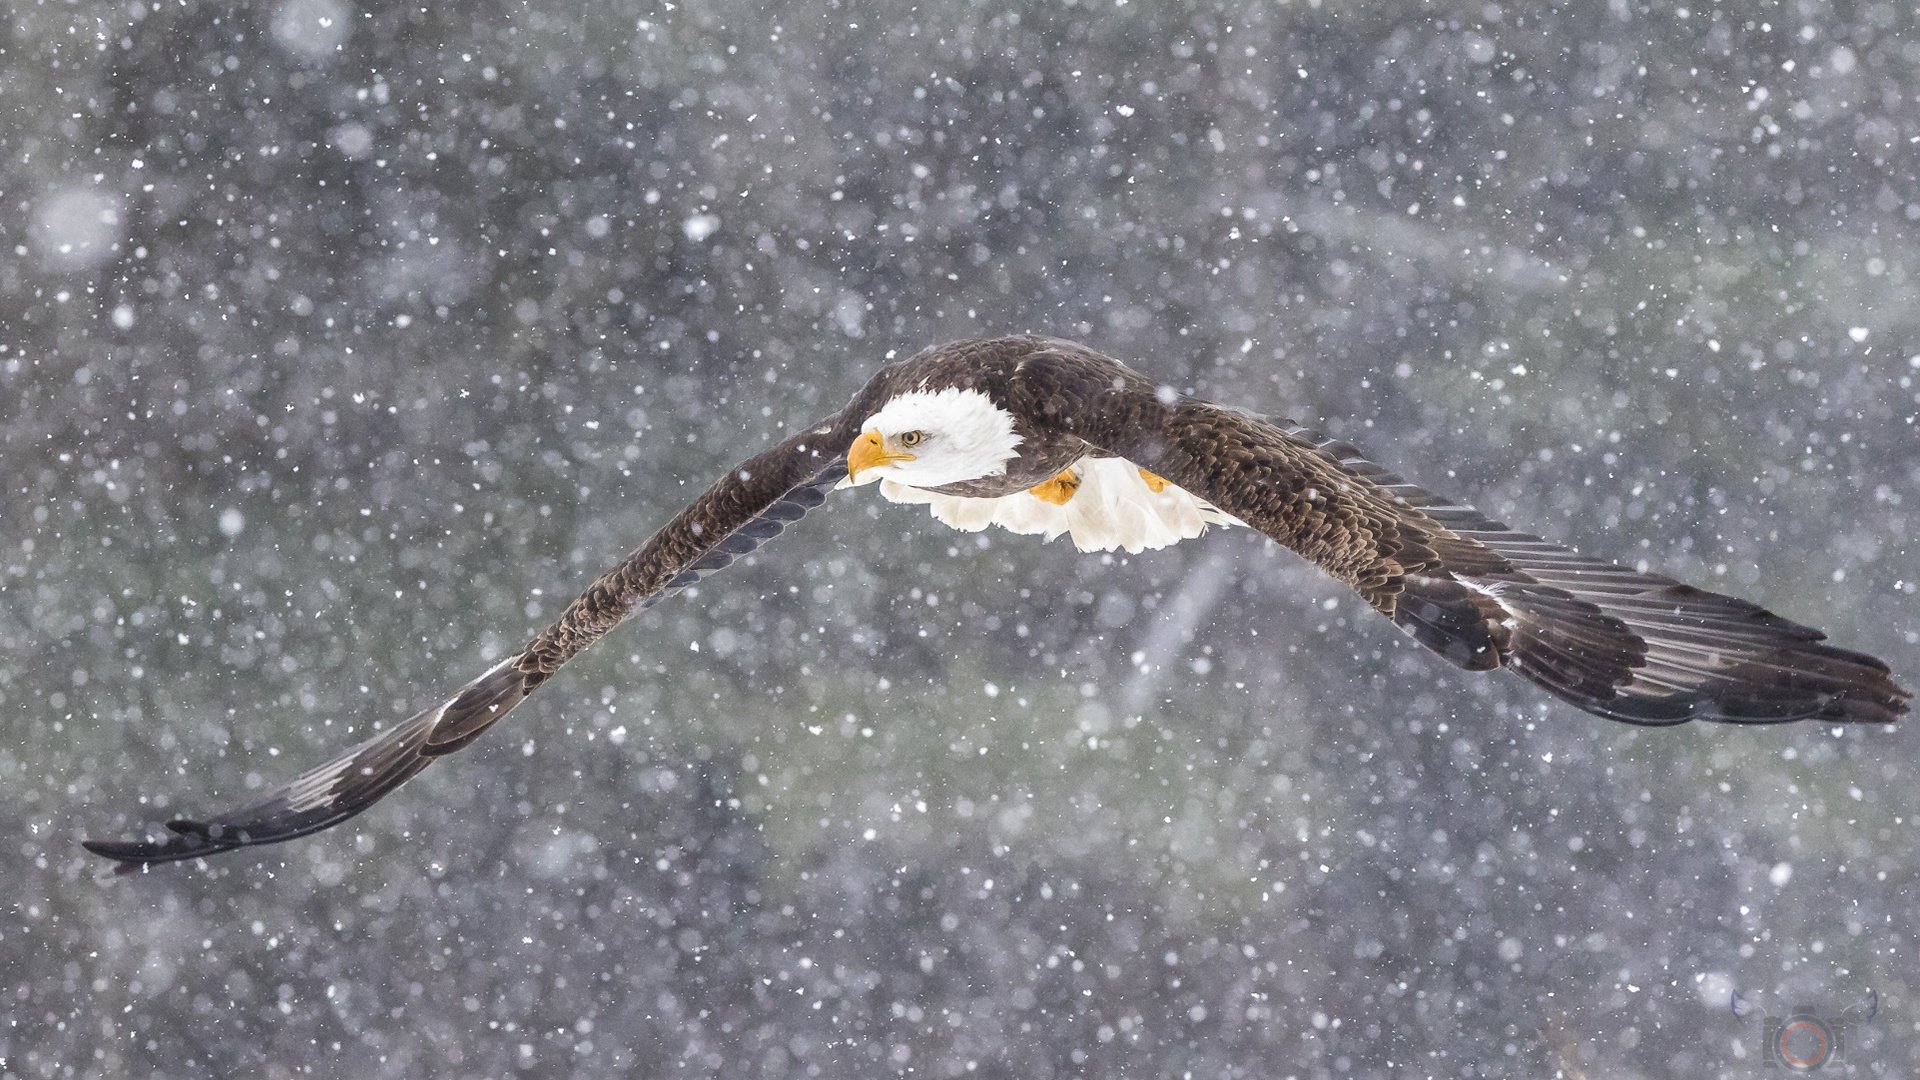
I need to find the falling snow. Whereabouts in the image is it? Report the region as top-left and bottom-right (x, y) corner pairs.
(6, 3), (1916, 1078)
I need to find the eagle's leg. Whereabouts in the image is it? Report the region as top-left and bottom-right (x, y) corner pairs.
(1137, 468), (1171, 493)
(1028, 468), (1081, 505)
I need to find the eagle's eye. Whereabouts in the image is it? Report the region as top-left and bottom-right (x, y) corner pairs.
(898, 430), (927, 448)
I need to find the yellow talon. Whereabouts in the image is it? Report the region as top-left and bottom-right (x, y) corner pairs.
(1029, 469), (1081, 505)
(1138, 468), (1170, 493)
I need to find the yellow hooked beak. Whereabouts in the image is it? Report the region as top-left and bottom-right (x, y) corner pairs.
(847, 429), (916, 479)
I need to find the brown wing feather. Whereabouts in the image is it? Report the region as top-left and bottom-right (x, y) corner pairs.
(83, 423), (860, 869)
(1026, 342), (1908, 726)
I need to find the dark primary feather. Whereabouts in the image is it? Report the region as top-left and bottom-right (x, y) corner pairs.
(84, 428), (861, 868)
(1264, 415), (1906, 724)
(1018, 339), (1909, 726)
(82, 678), (472, 870)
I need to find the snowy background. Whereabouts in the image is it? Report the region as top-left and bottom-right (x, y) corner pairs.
(6, 2), (1918, 1076)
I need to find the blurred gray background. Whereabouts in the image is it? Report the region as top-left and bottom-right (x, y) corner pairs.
(5, 1), (1917, 1076)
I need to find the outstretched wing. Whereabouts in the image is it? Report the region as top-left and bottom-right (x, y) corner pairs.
(84, 422), (860, 869)
(81, 675), (481, 869)
(1033, 346), (1910, 726)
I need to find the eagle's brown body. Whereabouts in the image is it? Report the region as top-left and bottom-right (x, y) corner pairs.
(86, 336), (1909, 869)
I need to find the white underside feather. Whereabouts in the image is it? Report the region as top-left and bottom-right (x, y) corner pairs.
(879, 457), (1242, 554)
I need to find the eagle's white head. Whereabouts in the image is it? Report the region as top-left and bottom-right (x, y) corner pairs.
(843, 386), (1023, 488)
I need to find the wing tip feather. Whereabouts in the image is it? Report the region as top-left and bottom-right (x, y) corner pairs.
(82, 824), (240, 871)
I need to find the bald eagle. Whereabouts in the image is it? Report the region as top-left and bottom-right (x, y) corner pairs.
(85, 336), (1909, 868)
